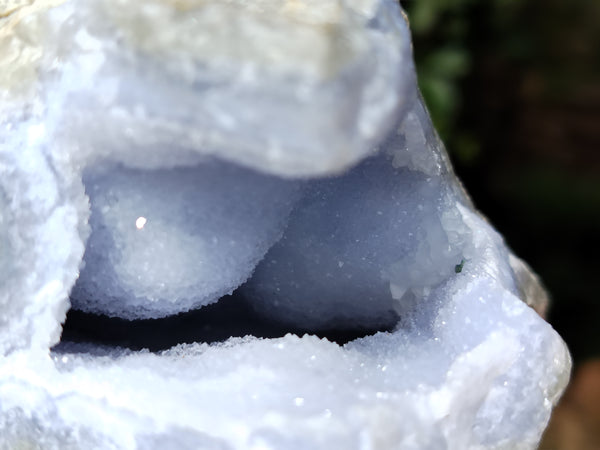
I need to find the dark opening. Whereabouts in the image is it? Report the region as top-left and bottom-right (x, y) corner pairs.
(56, 290), (398, 353)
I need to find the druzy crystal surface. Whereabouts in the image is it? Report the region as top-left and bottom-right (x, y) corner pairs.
(0, 0), (570, 449)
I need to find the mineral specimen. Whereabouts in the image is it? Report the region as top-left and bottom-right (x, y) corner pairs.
(0, 0), (570, 449)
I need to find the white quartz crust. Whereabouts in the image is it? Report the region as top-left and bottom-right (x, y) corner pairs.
(0, 276), (570, 449)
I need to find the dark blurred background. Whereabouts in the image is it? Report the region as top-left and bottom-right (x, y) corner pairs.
(403, 0), (599, 447)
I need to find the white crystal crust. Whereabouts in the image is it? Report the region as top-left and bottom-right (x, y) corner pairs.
(0, 278), (569, 450)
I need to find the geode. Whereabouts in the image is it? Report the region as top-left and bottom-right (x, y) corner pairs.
(0, 0), (570, 449)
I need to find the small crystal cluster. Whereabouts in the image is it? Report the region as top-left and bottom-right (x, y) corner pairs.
(0, 0), (570, 449)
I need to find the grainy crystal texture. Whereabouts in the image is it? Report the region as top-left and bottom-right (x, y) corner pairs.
(0, 0), (570, 449)
(72, 162), (299, 319)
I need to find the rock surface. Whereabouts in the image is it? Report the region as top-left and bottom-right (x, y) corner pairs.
(0, 0), (570, 449)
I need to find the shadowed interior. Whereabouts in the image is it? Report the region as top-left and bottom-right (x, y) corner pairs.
(57, 290), (399, 352)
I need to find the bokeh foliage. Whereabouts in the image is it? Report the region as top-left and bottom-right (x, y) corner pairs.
(405, 0), (600, 364)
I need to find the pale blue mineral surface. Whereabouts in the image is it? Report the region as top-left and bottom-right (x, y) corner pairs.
(0, 0), (570, 449)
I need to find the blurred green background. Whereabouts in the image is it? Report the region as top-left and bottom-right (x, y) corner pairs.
(404, 0), (600, 365)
